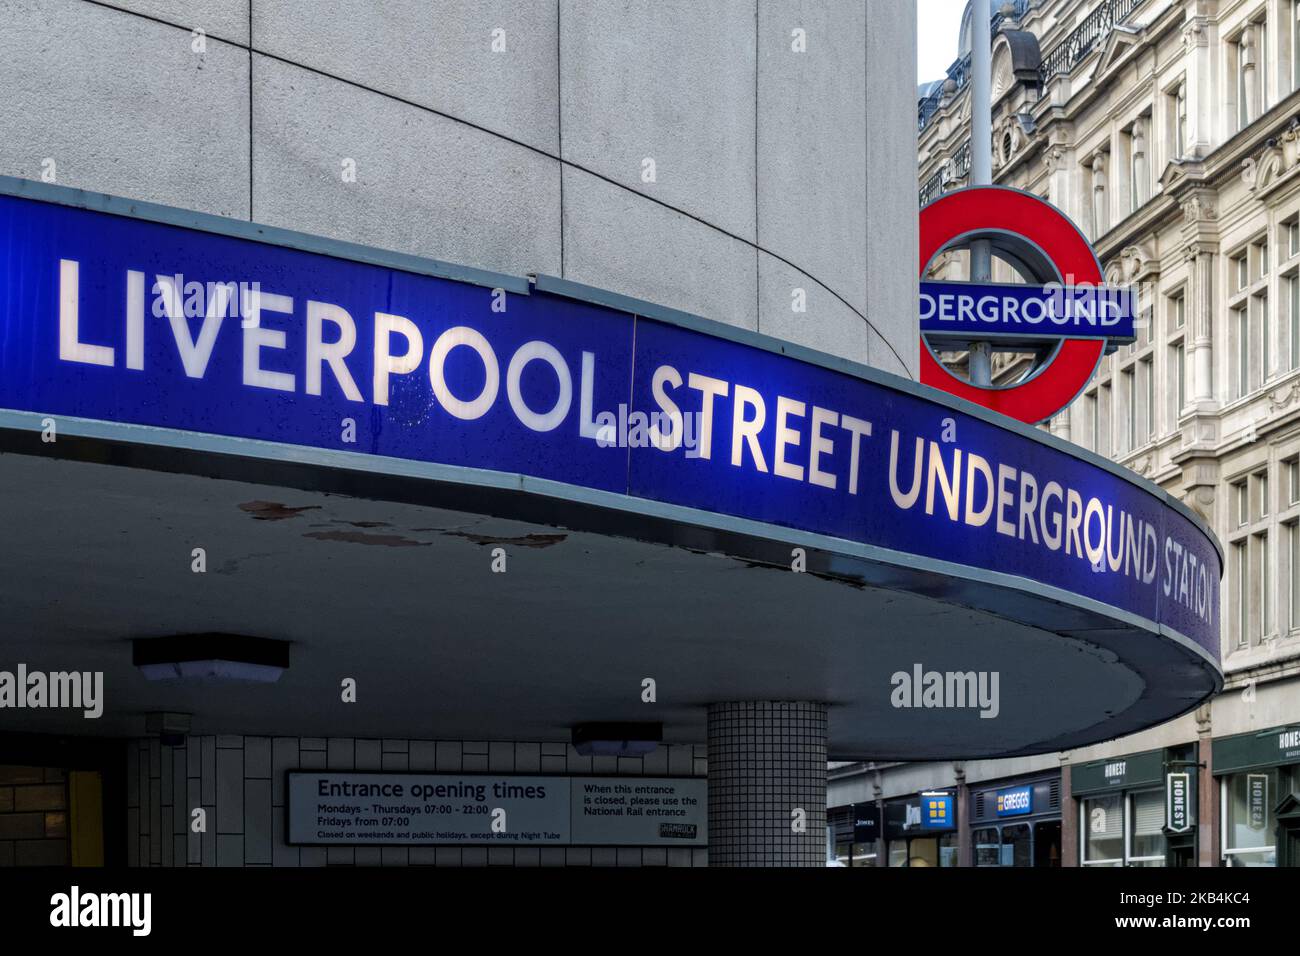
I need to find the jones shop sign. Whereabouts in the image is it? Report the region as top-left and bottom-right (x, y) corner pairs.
(0, 187), (1220, 655)
(286, 773), (707, 847)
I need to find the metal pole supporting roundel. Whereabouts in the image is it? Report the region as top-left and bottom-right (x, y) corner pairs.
(918, 186), (1106, 425)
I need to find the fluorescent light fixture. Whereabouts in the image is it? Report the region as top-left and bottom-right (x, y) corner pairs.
(133, 634), (290, 683)
(571, 722), (662, 757)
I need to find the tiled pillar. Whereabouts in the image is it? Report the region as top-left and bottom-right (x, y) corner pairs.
(706, 701), (827, 867)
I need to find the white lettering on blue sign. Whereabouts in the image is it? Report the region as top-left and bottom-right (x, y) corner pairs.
(918, 281), (1138, 341)
(1, 192), (1220, 660)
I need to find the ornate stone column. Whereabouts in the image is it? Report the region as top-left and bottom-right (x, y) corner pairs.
(1182, 7), (1215, 158)
(1176, 187), (1221, 522)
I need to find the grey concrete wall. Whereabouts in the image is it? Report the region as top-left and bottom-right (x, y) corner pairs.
(0, 0), (916, 376)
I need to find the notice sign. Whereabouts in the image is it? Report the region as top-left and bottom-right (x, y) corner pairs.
(572, 778), (706, 845)
(286, 773), (706, 847)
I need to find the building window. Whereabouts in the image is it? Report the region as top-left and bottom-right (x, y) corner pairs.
(1228, 244), (1267, 397)
(1171, 292), (1185, 330)
(1142, 356), (1154, 442)
(1256, 238), (1270, 278)
(1222, 772), (1277, 866)
(1168, 341), (1186, 428)
(1288, 457), (1300, 504)
(1127, 790), (1168, 866)
(1235, 540), (1250, 647)
(1293, 0), (1300, 93)
(1084, 390), (1099, 451)
(1285, 218), (1299, 258)
(1234, 306), (1250, 397)
(1288, 273), (1300, 370)
(1258, 531), (1272, 637)
(1257, 290), (1271, 384)
(973, 827), (1000, 866)
(1083, 791), (1169, 866)
(1121, 367), (1135, 452)
(1231, 469), (1276, 649)
(1289, 520), (1300, 631)
(1082, 795), (1123, 866)
(1099, 381), (1112, 455)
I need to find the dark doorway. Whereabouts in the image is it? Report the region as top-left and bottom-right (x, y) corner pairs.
(1276, 794), (1300, 867)
(0, 734), (125, 867)
(1033, 820), (1061, 867)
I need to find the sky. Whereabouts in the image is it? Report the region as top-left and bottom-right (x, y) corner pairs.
(917, 0), (969, 85)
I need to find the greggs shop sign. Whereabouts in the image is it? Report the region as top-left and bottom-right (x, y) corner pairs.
(0, 184), (1220, 655)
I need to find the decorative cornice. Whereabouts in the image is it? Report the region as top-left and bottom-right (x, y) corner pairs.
(1042, 143), (1069, 173)
(1241, 118), (1300, 200)
(1181, 16), (1208, 50)
(1267, 380), (1300, 414)
(1113, 242), (1159, 282)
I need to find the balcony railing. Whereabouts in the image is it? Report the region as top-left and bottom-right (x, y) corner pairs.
(918, 139), (972, 207)
(1037, 0), (1146, 86)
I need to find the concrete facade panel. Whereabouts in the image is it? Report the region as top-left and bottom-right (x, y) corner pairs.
(0, 0), (249, 219)
(757, 0), (868, 315)
(252, 57), (561, 278)
(98, 0), (250, 44)
(864, 3), (918, 377)
(758, 252), (869, 366)
(559, 0), (757, 242)
(253, 0), (559, 153)
(561, 166), (757, 330)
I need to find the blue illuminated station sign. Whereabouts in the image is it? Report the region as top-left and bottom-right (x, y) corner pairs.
(0, 185), (1219, 661)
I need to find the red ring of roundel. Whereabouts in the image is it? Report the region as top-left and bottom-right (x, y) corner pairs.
(918, 186), (1105, 425)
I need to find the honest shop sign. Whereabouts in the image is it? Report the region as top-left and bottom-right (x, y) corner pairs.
(286, 772), (707, 846)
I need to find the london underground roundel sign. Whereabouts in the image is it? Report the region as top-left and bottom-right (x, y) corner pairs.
(919, 186), (1133, 425)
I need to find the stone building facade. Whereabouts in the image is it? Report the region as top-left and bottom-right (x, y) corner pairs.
(830, 0), (1300, 868)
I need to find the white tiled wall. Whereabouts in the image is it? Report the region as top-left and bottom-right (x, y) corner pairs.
(126, 736), (708, 867)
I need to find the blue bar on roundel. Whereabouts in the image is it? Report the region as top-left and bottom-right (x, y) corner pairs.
(919, 280), (1137, 342)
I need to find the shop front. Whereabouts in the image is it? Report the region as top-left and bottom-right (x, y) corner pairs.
(970, 775), (1062, 867)
(1213, 724), (1300, 867)
(1071, 744), (1199, 867)
(883, 790), (958, 867)
(827, 802), (880, 867)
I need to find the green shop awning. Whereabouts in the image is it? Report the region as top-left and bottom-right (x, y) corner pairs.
(1213, 726), (1300, 775)
(1071, 748), (1165, 796)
